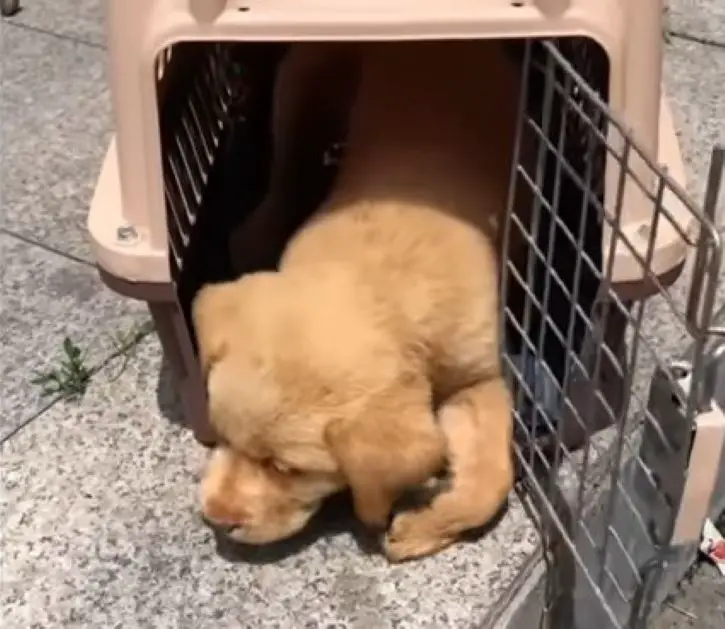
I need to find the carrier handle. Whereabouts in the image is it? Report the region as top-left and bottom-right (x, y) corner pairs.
(189, 0), (226, 23)
(533, 0), (571, 15)
(686, 146), (725, 338)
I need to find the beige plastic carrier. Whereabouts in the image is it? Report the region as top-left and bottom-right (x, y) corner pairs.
(88, 0), (687, 443)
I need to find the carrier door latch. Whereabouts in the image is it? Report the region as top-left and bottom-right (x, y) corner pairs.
(670, 401), (725, 545)
(640, 352), (725, 549)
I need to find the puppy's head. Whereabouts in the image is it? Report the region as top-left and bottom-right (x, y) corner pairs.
(199, 446), (342, 544)
(193, 271), (445, 543)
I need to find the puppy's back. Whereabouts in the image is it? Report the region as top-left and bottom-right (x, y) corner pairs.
(336, 42), (518, 215)
(282, 40), (525, 388)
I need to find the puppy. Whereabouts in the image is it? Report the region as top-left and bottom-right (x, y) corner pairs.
(196, 40), (525, 561)
(227, 43), (359, 275)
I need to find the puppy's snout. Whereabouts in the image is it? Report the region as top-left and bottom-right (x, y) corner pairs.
(201, 495), (251, 532)
(202, 513), (245, 535)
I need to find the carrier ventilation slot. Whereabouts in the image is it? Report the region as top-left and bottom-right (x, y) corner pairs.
(157, 43), (252, 277)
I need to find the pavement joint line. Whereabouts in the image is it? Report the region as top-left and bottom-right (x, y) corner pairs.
(1, 19), (105, 50)
(667, 29), (725, 50)
(0, 326), (156, 446)
(0, 227), (95, 268)
(0, 395), (63, 446)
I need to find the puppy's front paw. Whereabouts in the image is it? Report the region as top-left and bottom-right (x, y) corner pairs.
(382, 510), (454, 563)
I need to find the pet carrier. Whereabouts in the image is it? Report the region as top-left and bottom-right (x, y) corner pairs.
(88, 1), (725, 627)
(0, 0), (19, 18)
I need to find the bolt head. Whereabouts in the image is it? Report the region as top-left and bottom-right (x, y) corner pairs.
(116, 225), (138, 242)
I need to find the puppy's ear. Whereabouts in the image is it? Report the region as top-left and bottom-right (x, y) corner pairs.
(324, 383), (447, 530)
(191, 281), (241, 377)
(192, 273), (280, 376)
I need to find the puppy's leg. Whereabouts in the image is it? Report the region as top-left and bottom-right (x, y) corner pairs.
(383, 376), (514, 562)
(325, 385), (448, 531)
(229, 43), (358, 274)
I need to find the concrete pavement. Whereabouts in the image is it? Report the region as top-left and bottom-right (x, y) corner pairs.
(1, 2), (723, 627)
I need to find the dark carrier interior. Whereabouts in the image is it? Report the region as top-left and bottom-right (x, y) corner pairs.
(156, 37), (616, 451)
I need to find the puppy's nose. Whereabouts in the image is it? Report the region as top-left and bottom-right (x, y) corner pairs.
(201, 514), (241, 534)
(201, 496), (251, 527)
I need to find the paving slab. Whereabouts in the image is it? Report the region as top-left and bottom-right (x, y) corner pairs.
(2, 0), (105, 48)
(0, 233), (149, 441)
(0, 23), (111, 263)
(663, 38), (725, 209)
(666, 0), (725, 46)
(1, 334), (545, 629)
(651, 534), (725, 628)
(650, 505), (725, 628)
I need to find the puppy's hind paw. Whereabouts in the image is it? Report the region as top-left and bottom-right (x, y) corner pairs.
(382, 511), (454, 563)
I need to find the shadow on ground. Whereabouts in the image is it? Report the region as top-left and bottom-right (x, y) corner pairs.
(152, 354), (511, 564)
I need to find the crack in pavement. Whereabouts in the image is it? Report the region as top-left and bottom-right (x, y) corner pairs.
(1, 18), (105, 50)
(668, 29), (725, 50)
(0, 326), (155, 446)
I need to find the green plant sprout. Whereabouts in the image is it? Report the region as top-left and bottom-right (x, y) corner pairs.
(31, 337), (92, 401)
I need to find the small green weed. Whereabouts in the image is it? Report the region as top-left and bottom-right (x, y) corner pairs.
(31, 337), (92, 401)
(31, 320), (155, 401)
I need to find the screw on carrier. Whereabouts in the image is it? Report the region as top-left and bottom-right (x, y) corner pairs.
(116, 225), (138, 243)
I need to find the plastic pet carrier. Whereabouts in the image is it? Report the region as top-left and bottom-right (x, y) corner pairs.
(88, 1), (725, 627)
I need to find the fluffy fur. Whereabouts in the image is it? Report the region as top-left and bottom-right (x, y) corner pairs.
(196, 40), (525, 561)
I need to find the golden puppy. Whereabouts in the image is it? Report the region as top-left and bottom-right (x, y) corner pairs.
(196, 39), (523, 561)
(227, 43), (359, 275)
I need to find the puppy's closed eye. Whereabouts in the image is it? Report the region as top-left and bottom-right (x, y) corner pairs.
(263, 458), (303, 477)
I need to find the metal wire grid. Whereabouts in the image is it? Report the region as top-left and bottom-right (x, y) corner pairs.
(501, 39), (722, 627)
